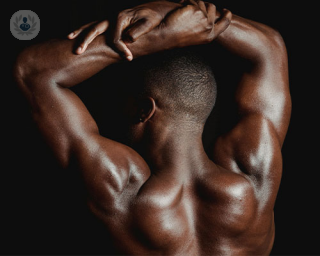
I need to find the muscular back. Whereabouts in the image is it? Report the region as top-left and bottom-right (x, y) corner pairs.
(88, 157), (274, 255)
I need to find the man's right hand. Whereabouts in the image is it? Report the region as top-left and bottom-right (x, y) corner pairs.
(155, 1), (232, 50)
(68, 1), (232, 60)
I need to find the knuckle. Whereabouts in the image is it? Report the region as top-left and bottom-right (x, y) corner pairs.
(113, 34), (121, 42)
(185, 5), (194, 11)
(193, 9), (200, 17)
(117, 12), (124, 19)
(113, 37), (120, 45)
(117, 10), (128, 20)
(138, 9), (149, 17)
(205, 23), (213, 32)
(125, 31), (135, 42)
(143, 19), (153, 28)
(209, 3), (216, 11)
(194, 8), (205, 18)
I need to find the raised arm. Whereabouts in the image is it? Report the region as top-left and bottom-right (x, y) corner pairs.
(14, 28), (141, 211)
(212, 14), (291, 208)
(14, 26), (121, 166)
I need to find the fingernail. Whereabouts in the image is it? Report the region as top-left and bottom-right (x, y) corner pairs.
(68, 32), (74, 38)
(127, 55), (133, 61)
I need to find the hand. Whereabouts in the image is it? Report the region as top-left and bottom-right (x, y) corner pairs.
(68, 1), (181, 58)
(139, 1), (232, 49)
(119, 1), (231, 60)
(68, 20), (109, 55)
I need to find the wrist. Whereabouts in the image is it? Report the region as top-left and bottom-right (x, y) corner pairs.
(214, 9), (233, 42)
(104, 31), (124, 62)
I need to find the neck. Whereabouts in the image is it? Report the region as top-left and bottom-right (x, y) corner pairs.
(136, 119), (209, 177)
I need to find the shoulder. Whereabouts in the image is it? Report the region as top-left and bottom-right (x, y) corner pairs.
(211, 114), (283, 209)
(195, 166), (258, 234)
(213, 114), (282, 180)
(77, 135), (151, 214)
(197, 165), (256, 206)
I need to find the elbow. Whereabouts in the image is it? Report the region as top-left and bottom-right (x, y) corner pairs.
(13, 51), (26, 86)
(263, 27), (287, 60)
(14, 48), (33, 90)
(14, 45), (44, 92)
(251, 26), (288, 73)
(271, 29), (286, 48)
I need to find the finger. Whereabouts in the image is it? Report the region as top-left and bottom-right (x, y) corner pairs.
(214, 9), (232, 35)
(68, 21), (97, 39)
(114, 39), (133, 61)
(76, 20), (109, 54)
(205, 2), (216, 26)
(113, 13), (133, 60)
(197, 1), (207, 15)
(124, 18), (155, 43)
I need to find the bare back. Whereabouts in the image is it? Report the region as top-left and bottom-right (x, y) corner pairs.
(86, 152), (275, 255)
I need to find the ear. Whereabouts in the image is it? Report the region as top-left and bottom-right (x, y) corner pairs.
(138, 97), (156, 123)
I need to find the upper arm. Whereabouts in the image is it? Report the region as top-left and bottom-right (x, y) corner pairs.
(233, 29), (291, 146)
(73, 133), (150, 212)
(17, 74), (149, 210)
(212, 29), (291, 205)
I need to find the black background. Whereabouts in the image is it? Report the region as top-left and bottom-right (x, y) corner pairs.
(5, 0), (319, 255)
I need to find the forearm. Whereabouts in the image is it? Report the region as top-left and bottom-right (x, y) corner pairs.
(14, 32), (121, 89)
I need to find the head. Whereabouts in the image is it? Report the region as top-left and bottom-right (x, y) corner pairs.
(119, 48), (217, 145)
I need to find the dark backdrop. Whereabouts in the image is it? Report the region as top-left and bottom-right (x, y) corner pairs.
(5, 1), (319, 255)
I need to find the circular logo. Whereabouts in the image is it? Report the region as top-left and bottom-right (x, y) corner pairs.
(10, 10), (40, 40)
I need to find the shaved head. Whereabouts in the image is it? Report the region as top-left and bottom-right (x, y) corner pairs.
(128, 48), (217, 124)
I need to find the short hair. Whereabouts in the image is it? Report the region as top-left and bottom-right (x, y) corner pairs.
(126, 47), (217, 124)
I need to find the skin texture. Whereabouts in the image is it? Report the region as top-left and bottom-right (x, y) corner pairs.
(14, 1), (291, 255)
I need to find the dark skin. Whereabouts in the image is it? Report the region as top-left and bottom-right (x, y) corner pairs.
(14, 1), (291, 255)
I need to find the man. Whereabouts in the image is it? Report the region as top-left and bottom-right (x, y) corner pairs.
(14, 0), (291, 255)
